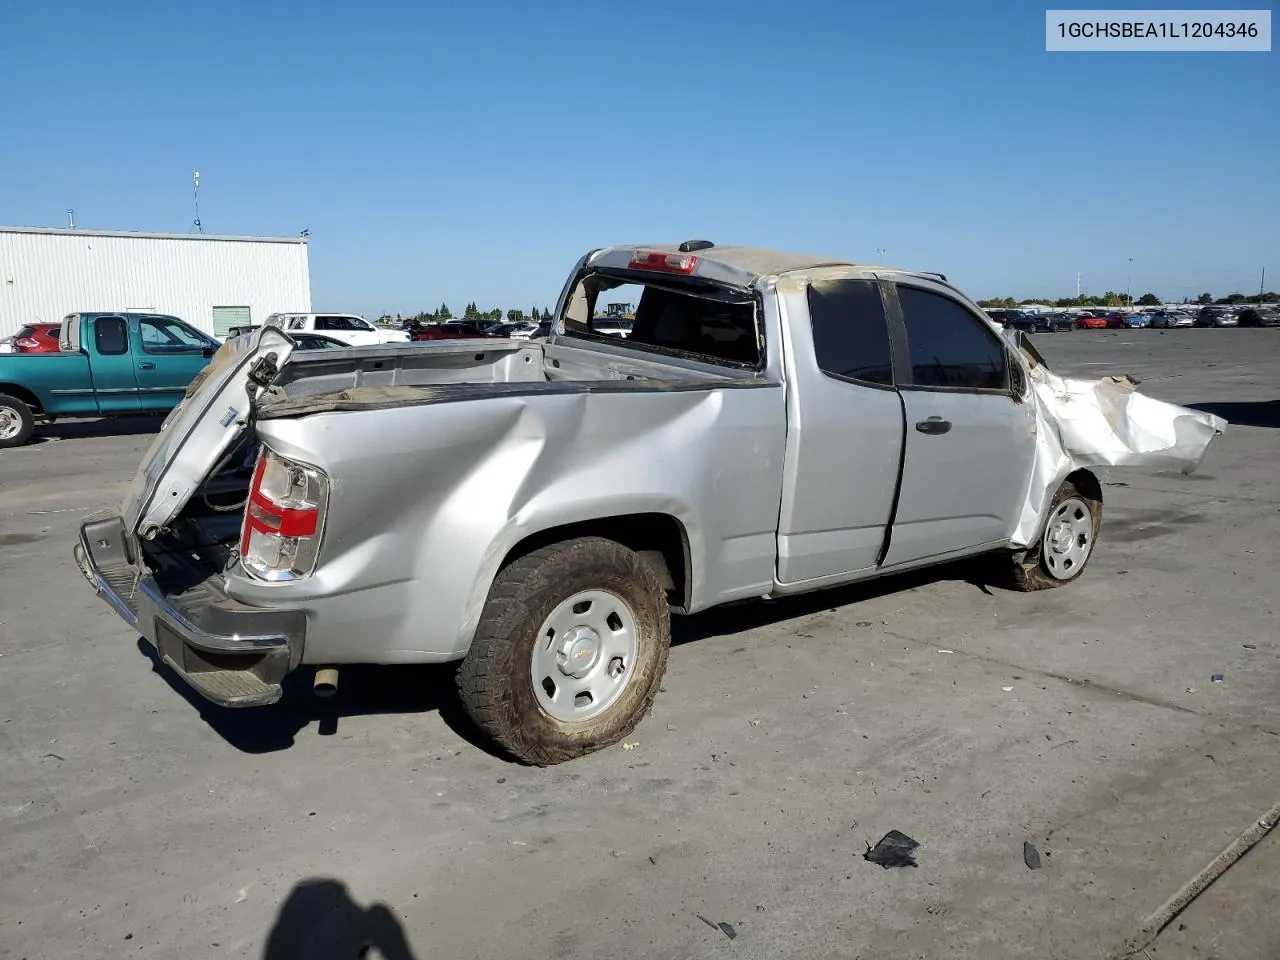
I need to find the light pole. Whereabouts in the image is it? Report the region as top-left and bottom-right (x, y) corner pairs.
(1127, 258), (1133, 309)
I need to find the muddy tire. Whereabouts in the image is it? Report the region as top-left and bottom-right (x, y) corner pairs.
(457, 537), (671, 765)
(0, 394), (35, 448)
(1005, 479), (1102, 591)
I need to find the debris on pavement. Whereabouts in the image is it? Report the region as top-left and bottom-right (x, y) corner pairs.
(937, 649), (954, 654)
(863, 830), (920, 869)
(1002, 686), (1015, 692)
(696, 915), (737, 939)
(621, 741), (640, 751)
(1211, 673), (1224, 683)
(1024, 842), (1042, 870)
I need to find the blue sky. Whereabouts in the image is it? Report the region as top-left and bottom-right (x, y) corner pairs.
(1, 0), (1276, 314)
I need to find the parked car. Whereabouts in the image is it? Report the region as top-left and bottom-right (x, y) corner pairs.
(10, 322), (63, 353)
(984, 309), (1023, 328)
(1041, 313), (1076, 333)
(1237, 307), (1280, 328)
(1196, 307), (1239, 328)
(409, 321), (500, 341)
(0, 312), (219, 447)
(265, 313), (410, 346)
(485, 322), (539, 339)
(73, 241), (1226, 765)
(1076, 313), (1110, 329)
(1120, 313), (1150, 329)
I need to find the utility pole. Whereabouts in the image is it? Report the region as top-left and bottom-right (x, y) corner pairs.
(1127, 258), (1133, 308)
(1262, 266), (1267, 301)
(1075, 272), (1082, 303)
(66, 209), (75, 230)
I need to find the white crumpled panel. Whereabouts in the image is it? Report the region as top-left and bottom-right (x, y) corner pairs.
(1009, 364), (1227, 548)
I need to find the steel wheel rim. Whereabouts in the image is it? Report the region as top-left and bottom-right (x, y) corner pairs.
(0, 406), (21, 440)
(1042, 496), (1094, 580)
(531, 589), (639, 723)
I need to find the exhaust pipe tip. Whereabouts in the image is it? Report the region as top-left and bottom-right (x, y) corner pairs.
(313, 667), (339, 698)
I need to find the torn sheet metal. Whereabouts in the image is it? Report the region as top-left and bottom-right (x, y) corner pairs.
(1010, 349), (1227, 548)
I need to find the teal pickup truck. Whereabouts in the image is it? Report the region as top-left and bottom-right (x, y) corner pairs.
(0, 312), (220, 448)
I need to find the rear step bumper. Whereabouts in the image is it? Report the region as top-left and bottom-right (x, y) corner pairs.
(74, 515), (306, 708)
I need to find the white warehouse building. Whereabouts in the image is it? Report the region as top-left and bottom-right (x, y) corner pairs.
(0, 225), (311, 340)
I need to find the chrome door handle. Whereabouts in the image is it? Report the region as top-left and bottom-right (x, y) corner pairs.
(915, 417), (951, 435)
(137, 361), (156, 370)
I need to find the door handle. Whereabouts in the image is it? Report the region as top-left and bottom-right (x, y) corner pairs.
(915, 416), (951, 435)
(137, 361), (156, 370)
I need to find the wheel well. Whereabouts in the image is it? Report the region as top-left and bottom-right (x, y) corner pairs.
(501, 514), (691, 611)
(1066, 468), (1102, 504)
(0, 384), (42, 415)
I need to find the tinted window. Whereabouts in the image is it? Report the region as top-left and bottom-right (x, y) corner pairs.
(94, 316), (128, 355)
(897, 286), (1007, 390)
(316, 315), (364, 331)
(806, 279), (894, 386)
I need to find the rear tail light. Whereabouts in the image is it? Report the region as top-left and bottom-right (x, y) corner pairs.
(628, 249), (699, 274)
(238, 447), (329, 581)
(14, 337), (39, 349)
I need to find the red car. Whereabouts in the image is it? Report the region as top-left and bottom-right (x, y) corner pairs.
(1075, 313), (1109, 330)
(11, 322), (62, 353)
(409, 321), (498, 341)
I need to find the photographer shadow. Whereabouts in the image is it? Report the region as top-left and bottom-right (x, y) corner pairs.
(262, 878), (418, 960)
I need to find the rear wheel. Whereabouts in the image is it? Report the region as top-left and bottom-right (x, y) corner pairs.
(0, 394), (35, 448)
(457, 537), (671, 765)
(1005, 479), (1102, 591)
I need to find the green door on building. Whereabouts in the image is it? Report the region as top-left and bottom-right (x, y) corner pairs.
(212, 305), (251, 338)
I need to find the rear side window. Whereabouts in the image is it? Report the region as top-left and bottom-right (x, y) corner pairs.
(806, 279), (894, 386)
(94, 316), (128, 355)
(897, 286), (1007, 390)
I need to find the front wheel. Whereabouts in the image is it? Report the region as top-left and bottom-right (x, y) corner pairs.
(0, 394), (35, 448)
(1005, 479), (1102, 591)
(457, 537), (671, 765)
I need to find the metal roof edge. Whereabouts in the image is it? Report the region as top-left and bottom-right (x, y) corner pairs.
(0, 225), (308, 244)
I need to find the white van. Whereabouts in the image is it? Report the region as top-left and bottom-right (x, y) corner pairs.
(264, 313), (409, 346)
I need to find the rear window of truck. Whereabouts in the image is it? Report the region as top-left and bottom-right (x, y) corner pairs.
(562, 273), (760, 367)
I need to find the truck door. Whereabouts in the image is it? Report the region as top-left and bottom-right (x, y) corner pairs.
(880, 281), (1037, 567)
(775, 278), (906, 587)
(133, 315), (216, 409)
(86, 315), (143, 412)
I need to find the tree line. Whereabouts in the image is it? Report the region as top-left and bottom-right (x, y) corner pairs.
(977, 291), (1278, 309)
(376, 303), (554, 326)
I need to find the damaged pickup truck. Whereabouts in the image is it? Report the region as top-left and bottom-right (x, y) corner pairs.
(74, 241), (1226, 764)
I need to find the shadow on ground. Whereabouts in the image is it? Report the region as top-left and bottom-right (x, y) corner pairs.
(262, 878), (418, 960)
(672, 557), (1000, 646)
(30, 415), (163, 444)
(138, 558), (1003, 757)
(136, 639), (491, 757)
(1188, 400), (1280, 429)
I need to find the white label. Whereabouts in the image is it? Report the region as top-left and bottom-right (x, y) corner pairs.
(1046, 10), (1271, 50)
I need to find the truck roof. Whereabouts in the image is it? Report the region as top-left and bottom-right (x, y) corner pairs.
(593, 242), (947, 288)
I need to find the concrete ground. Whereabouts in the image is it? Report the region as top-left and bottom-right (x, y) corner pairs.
(1, 329), (1278, 960)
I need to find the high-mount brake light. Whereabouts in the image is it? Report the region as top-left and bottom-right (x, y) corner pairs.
(628, 250), (699, 275)
(238, 447), (329, 581)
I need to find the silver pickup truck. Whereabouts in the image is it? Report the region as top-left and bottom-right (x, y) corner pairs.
(75, 241), (1225, 764)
